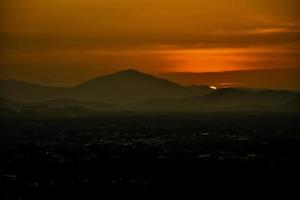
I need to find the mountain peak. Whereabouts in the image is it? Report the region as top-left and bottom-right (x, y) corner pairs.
(73, 69), (200, 103)
(117, 69), (143, 74)
(77, 69), (180, 88)
(110, 69), (149, 78)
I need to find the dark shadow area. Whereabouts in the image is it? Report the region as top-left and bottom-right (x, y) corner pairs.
(0, 112), (299, 198)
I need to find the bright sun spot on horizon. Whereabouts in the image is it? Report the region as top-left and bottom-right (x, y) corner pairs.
(209, 86), (218, 90)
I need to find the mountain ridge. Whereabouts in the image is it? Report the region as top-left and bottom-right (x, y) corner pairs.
(0, 69), (213, 104)
(1, 69), (299, 112)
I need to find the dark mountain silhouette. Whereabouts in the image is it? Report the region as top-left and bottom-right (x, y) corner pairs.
(73, 69), (212, 104)
(0, 70), (299, 112)
(0, 79), (69, 102)
(0, 70), (213, 104)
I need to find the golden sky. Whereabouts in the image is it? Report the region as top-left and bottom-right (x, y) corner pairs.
(0, 0), (300, 89)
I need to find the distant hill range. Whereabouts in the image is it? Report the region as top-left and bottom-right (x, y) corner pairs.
(1, 69), (299, 112)
(139, 88), (300, 112)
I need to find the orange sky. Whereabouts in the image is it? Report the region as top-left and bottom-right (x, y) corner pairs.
(0, 0), (300, 89)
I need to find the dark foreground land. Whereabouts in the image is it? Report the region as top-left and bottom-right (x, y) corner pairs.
(0, 111), (300, 198)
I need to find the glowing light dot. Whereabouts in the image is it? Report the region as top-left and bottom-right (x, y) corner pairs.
(210, 86), (217, 90)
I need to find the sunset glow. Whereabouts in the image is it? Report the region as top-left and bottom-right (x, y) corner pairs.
(0, 0), (300, 89)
